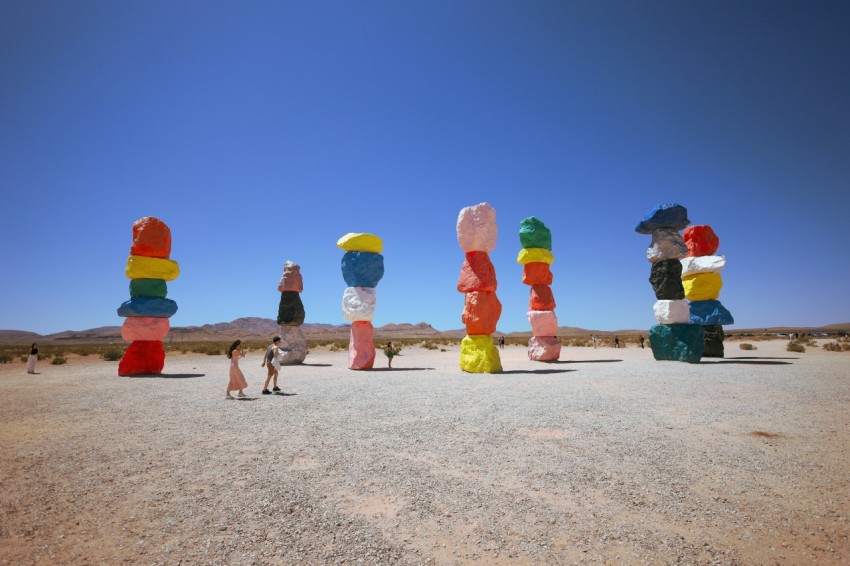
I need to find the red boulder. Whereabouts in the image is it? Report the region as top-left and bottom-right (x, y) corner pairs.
(118, 340), (165, 376)
(457, 251), (497, 293)
(131, 217), (172, 258)
(462, 291), (502, 335)
(522, 262), (553, 286)
(683, 225), (719, 257)
(529, 285), (556, 311)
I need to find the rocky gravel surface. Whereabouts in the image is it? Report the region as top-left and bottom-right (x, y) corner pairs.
(1, 340), (848, 564)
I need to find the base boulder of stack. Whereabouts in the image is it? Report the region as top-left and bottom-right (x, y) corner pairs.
(278, 325), (308, 364)
(702, 325), (725, 358)
(118, 340), (165, 376)
(649, 324), (705, 363)
(460, 335), (502, 373)
(349, 321), (376, 370)
(527, 336), (561, 361)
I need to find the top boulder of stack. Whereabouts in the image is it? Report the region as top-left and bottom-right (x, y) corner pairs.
(131, 216), (172, 258)
(457, 202), (497, 253)
(635, 203), (690, 234)
(337, 233), (383, 253)
(519, 217), (552, 250)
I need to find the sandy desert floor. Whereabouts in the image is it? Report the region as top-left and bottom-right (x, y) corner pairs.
(1, 341), (848, 565)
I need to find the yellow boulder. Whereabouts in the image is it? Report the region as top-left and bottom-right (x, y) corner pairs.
(517, 248), (554, 265)
(682, 272), (722, 301)
(460, 335), (503, 373)
(337, 233), (383, 253)
(126, 255), (180, 281)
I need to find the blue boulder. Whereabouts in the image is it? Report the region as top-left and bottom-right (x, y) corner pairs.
(341, 252), (384, 288)
(649, 324), (704, 363)
(117, 297), (179, 318)
(689, 300), (734, 326)
(635, 203), (690, 234)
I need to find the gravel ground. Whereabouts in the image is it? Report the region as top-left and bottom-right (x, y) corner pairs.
(1, 340), (848, 565)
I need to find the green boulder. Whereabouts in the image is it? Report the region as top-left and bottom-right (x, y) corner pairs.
(130, 278), (168, 299)
(519, 217), (552, 250)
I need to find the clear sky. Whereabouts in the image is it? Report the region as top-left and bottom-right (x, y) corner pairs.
(1, 1), (848, 335)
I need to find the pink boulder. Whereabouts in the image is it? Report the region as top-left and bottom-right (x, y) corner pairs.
(522, 262), (553, 286)
(527, 310), (558, 336)
(456, 202), (498, 253)
(462, 291), (502, 335)
(529, 285), (556, 311)
(277, 260), (304, 293)
(130, 217), (171, 259)
(122, 317), (170, 341)
(528, 336), (562, 361)
(118, 340), (165, 376)
(683, 225), (720, 257)
(457, 251), (497, 293)
(348, 321), (376, 370)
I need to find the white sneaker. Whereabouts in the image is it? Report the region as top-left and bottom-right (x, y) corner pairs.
(237, 392), (247, 398)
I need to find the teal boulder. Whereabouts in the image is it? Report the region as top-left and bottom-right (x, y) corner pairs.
(130, 278), (168, 299)
(519, 217), (552, 250)
(117, 297), (178, 318)
(649, 324), (704, 363)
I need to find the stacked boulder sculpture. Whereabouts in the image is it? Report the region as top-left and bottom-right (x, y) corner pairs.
(117, 216), (180, 376)
(456, 203), (502, 373)
(681, 225), (733, 357)
(337, 233), (384, 370)
(517, 217), (561, 361)
(276, 260), (308, 364)
(636, 204), (704, 363)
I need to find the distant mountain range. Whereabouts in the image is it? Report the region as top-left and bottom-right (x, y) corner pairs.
(1, 318), (847, 344)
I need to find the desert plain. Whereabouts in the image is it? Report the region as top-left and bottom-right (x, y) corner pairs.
(1, 340), (848, 565)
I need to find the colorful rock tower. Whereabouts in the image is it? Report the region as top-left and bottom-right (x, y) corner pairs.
(277, 260), (308, 364)
(117, 217), (180, 376)
(337, 233), (384, 370)
(681, 225), (734, 357)
(456, 203), (502, 373)
(517, 217), (561, 361)
(635, 204), (704, 363)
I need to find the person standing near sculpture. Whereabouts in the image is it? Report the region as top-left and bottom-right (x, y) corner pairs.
(226, 340), (248, 400)
(261, 336), (283, 395)
(384, 342), (395, 368)
(26, 343), (38, 374)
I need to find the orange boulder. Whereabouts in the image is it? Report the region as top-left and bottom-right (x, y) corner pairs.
(457, 251), (497, 293)
(462, 291), (502, 335)
(529, 285), (556, 311)
(522, 262), (553, 286)
(131, 216), (172, 258)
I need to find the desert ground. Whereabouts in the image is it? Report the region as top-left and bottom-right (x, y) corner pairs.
(1, 340), (848, 565)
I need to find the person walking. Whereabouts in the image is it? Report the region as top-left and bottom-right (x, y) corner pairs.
(614, 336), (620, 348)
(261, 336), (283, 395)
(591, 335), (597, 349)
(26, 343), (38, 374)
(225, 340), (248, 400)
(639, 335), (645, 349)
(498, 336), (505, 350)
(385, 341), (395, 368)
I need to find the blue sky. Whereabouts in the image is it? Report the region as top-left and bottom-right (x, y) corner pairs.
(1, 1), (848, 335)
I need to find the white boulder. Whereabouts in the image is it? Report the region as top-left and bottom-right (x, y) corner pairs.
(680, 255), (726, 276)
(653, 300), (691, 324)
(341, 286), (376, 322)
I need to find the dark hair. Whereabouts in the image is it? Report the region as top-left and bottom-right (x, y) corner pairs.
(226, 340), (242, 359)
(31, 343), (37, 348)
(272, 336), (281, 343)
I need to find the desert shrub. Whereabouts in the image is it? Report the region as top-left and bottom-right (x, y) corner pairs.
(102, 348), (124, 361)
(739, 343), (757, 351)
(786, 341), (806, 353)
(205, 348), (222, 356)
(421, 340), (439, 350)
(822, 342), (850, 352)
(0, 354), (11, 364)
(440, 348), (448, 352)
(19, 355), (28, 363)
(51, 355), (67, 365)
(328, 341), (346, 352)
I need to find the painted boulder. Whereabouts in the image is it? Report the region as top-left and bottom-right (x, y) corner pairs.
(121, 317), (170, 341)
(517, 248), (554, 265)
(648, 324), (705, 363)
(459, 335), (502, 373)
(519, 217), (552, 250)
(341, 252), (385, 288)
(683, 225), (719, 257)
(341, 286), (377, 322)
(278, 261), (304, 293)
(529, 285), (556, 311)
(126, 255), (180, 281)
(337, 233), (383, 253)
(348, 321), (376, 370)
(457, 251), (497, 293)
(649, 259), (685, 300)
(527, 310), (558, 336)
(653, 300), (691, 325)
(462, 291), (502, 335)
(130, 278), (168, 299)
(277, 291), (306, 325)
(680, 255), (726, 277)
(456, 203), (498, 253)
(118, 340), (165, 376)
(522, 262), (553, 286)
(702, 325), (725, 358)
(117, 297), (178, 318)
(646, 230), (688, 263)
(527, 336), (561, 361)
(635, 203), (690, 234)
(689, 300), (734, 326)
(131, 216), (171, 258)
(682, 272), (722, 301)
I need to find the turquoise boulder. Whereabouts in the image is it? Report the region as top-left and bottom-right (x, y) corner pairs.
(519, 217), (552, 250)
(649, 324), (704, 363)
(130, 278), (168, 299)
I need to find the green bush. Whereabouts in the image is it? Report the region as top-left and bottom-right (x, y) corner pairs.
(739, 343), (757, 351)
(786, 341), (805, 353)
(0, 354), (11, 364)
(51, 355), (67, 365)
(823, 342), (850, 352)
(102, 349), (124, 361)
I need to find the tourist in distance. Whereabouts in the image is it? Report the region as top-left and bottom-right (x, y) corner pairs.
(26, 343), (38, 374)
(225, 340), (248, 400)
